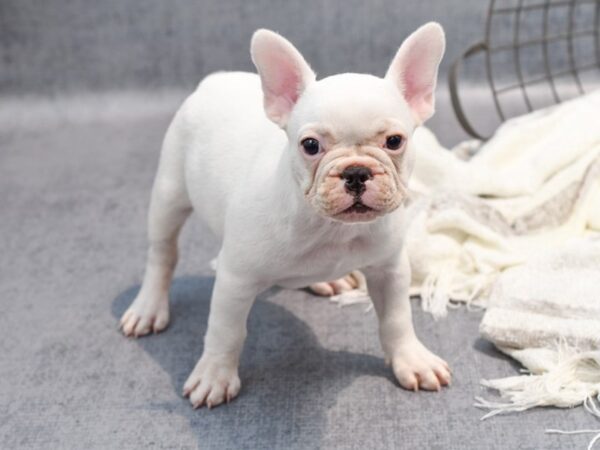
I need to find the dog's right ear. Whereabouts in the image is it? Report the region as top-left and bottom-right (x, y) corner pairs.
(251, 30), (315, 128)
(385, 22), (445, 125)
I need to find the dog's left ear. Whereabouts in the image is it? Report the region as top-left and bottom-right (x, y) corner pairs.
(251, 29), (316, 128)
(385, 22), (445, 125)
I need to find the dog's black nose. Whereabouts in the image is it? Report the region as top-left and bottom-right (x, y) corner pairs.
(342, 166), (372, 195)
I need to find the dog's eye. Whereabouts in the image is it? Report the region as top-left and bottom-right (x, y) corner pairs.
(301, 138), (320, 156)
(385, 135), (404, 150)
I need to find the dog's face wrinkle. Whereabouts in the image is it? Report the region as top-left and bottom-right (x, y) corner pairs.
(297, 134), (409, 221)
(287, 106), (413, 223)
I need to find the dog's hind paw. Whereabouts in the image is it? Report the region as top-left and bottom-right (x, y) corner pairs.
(309, 270), (366, 296)
(120, 293), (170, 337)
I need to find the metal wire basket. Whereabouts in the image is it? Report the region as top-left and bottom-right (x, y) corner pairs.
(449, 0), (600, 139)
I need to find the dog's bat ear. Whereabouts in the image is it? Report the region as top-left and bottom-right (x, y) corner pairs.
(385, 22), (445, 125)
(251, 29), (315, 128)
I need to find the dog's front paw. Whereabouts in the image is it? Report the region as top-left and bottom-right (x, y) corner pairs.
(183, 354), (241, 409)
(120, 293), (170, 337)
(390, 340), (451, 392)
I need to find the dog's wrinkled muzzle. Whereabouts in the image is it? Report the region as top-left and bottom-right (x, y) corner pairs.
(308, 154), (404, 223)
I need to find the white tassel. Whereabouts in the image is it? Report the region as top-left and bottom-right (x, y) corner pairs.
(420, 262), (496, 319)
(421, 267), (452, 319)
(328, 271), (373, 312)
(476, 346), (600, 416)
(329, 290), (373, 311)
(476, 342), (600, 446)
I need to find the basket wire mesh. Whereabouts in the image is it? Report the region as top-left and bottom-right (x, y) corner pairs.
(449, 0), (600, 139)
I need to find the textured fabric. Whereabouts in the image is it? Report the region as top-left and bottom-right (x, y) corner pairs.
(476, 239), (600, 421)
(1, 91), (598, 449)
(405, 90), (600, 316)
(403, 92), (600, 431)
(480, 238), (600, 352)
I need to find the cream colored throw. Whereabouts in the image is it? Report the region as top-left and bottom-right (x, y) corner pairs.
(410, 90), (600, 429)
(407, 90), (600, 315)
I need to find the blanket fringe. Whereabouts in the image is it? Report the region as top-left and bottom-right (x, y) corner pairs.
(475, 341), (600, 447)
(420, 263), (494, 319)
(421, 267), (454, 319)
(327, 270), (373, 311)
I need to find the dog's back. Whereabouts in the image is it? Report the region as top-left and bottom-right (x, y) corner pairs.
(168, 72), (287, 236)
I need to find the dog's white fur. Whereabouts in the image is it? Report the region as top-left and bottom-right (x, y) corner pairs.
(120, 23), (451, 408)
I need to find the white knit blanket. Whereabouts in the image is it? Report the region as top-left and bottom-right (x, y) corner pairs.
(411, 91), (600, 432)
(333, 90), (600, 427)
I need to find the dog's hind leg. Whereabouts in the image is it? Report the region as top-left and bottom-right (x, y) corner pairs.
(121, 117), (192, 337)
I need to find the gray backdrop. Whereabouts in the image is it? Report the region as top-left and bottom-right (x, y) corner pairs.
(0, 0), (487, 95)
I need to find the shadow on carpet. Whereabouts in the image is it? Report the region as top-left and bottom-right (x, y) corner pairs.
(112, 276), (391, 449)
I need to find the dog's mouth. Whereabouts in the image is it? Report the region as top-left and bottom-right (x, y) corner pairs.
(332, 199), (379, 223)
(342, 200), (374, 214)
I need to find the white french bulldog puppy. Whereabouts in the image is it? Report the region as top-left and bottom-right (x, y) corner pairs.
(120, 22), (450, 408)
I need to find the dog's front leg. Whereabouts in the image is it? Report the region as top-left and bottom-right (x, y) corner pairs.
(183, 268), (262, 409)
(364, 248), (451, 391)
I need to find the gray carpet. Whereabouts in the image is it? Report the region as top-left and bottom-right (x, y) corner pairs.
(0, 90), (597, 449)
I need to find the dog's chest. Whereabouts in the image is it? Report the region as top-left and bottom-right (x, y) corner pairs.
(275, 233), (385, 288)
